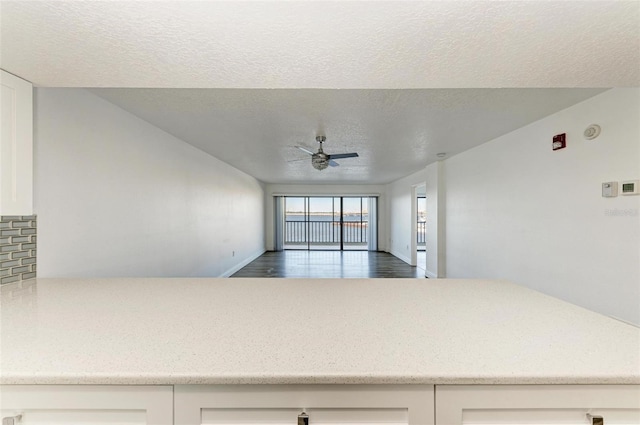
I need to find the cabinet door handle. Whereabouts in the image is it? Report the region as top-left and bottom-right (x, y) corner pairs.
(298, 411), (309, 425)
(2, 415), (22, 425)
(587, 413), (604, 425)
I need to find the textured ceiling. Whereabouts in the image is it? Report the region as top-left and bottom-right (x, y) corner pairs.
(1, 1), (631, 184)
(2, 1), (639, 88)
(90, 88), (606, 184)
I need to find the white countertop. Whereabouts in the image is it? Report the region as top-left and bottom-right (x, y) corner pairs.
(1, 278), (638, 385)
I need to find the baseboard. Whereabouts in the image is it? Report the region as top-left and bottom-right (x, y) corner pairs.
(424, 269), (437, 279)
(389, 250), (412, 266)
(220, 249), (266, 277)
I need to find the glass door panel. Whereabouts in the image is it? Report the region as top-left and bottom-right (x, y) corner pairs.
(308, 197), (340, 250)
(342, 197), (368, 251)
(284, 197), (307, 250)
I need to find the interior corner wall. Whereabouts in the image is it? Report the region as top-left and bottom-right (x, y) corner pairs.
(34, 89), (265, 278)
(264, 184), (387, 251)
(444, 88), (640, 325)
(387, 168), (427, 266)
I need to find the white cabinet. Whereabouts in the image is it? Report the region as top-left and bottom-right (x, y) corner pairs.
(0, 70), (33, 216)
(3, 384), (639, 425)
(0, 385), (173, 425)
(435, 385), (640, 425)
(174, 384), (434, 425)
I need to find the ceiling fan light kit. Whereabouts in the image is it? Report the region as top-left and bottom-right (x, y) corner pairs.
(312, 157), (329, 170)
(296, 136), (359, 171)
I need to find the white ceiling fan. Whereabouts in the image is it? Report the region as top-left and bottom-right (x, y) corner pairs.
(295, 136), (359, 170)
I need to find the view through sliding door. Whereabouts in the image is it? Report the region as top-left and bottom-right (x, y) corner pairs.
(417, 196), (426, 251)
(283, 196), (373, 251)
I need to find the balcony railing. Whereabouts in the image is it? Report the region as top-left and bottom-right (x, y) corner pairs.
(285, 220), (368, 245)
(417, 221), (426, 245)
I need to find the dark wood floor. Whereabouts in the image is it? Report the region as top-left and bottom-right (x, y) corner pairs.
(231, 251), (426, 278)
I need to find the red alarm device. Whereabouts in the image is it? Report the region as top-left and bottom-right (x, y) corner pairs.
(552, 133), (566, 150)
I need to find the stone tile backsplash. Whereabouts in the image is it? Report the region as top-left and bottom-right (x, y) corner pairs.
(1, 215), (37, 284)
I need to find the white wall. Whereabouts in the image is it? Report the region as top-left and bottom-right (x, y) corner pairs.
(444, 88), (640, 325)
(264, 184), (387, 251)
(424, 161), (446, 278)
(387, 168), (427, 266)
(34, 89), (265, 278)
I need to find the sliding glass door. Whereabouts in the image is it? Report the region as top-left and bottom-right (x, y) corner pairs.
(283, 196), (374, 251)
(342, 197), (368, 251)
(283, 197), (308, 249)
(307, 197), (341, 250)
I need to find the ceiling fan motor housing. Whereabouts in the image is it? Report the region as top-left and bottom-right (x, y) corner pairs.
(312, 153), (329, 170)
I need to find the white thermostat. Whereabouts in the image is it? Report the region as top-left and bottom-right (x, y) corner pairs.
(621, 180), (639, 195)
(602, 182), (618, 197)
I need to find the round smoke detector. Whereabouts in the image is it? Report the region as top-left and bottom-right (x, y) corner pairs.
(584, 124), (601, 140)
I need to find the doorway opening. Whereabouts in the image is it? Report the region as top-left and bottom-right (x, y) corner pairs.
(281, 196), (377, 251)
(417, 194), (426, 272)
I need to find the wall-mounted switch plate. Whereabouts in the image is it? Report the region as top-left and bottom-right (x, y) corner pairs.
(602, 182), (618, 197)
(621, 180), (639, 195)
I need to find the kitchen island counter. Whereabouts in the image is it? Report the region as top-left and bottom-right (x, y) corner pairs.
(1, 278), (638, 385)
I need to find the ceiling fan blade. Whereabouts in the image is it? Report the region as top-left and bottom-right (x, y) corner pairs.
(328, 152), (359, 160)
(328, 160), (339, 167)
(287, 158), (309, 163)
(295, 146), (315, 155)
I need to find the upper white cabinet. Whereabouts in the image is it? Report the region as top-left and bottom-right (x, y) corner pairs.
(175, 384), (435, 425)
(436, 385), (640, 425)
(0, 385), (173, 425)
(0, 70), (33, 216)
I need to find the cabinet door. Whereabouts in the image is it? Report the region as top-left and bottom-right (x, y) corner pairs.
(0, 385), (173, 425)
(0, 70), (33, 216)
(436, 385), (640, 424)
(175, 384), (434, 425)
